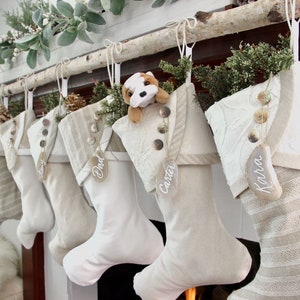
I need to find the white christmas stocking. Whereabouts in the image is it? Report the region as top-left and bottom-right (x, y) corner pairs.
(58, 100), (164, 286)
(27, 106), (97, 265)
(0, 110), (54, 249)
(0, 143), (22, 224)
(228, 167), (300, 299)
(205, 64), (300, 299)
(113, 82), (252, 300)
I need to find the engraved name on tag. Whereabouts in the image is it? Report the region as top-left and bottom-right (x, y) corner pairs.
(89, 150), (108, 182)
(246, 144), (282, 201)
(156, 159), (178, 198)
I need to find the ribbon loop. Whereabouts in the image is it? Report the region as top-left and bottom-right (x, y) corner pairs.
(104, 39), (123, 87)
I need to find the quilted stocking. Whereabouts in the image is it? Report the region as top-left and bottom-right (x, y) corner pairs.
(0, 110), (54, 249)
(28, 106), (97, 265)
(113, 82), (252, 300)
(228, 167), (300, 299)
(59, 101), (164, 286)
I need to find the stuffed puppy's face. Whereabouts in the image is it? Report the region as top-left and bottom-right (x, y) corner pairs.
(122, 72), (159, 108)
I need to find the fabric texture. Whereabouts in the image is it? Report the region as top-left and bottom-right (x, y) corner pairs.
(0, 154), (22, 224)
(228, 167), (300, 299)
(113, 82), (219, 193)
(59, 101), (164, 286)
(205, 63), (300, 198)
(0, 110), (54, 249)
(113, 83), (252, 300)
(27, 106), (97, 265)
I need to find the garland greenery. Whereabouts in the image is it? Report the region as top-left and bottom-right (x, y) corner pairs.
(40, 91), (60, 113)
(97, 84), (128, 126)
(0, 0), (178, 69)
(193, 34), (293, 111)
(89, 81), (109, 104)
(159, 56), (193, 93)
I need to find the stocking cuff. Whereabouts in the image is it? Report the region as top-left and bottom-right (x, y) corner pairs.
(28, 106), (69, 165)
(206, 63), (300, 198)
(113, 82), (219, 193)
(0, 110), (36, 171)
(58, 99), (127, 186)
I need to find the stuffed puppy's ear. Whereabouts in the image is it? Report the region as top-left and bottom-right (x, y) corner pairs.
(128, 106), (143, 123)
(156, 88), (170, 104)
(122, 85), (131, 105)
(146, 71), (154, 77)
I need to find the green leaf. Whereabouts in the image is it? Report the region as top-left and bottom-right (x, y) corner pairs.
(50, 4), (60, 15)
(78, 21), (88, 31)
(29, 41), (41, 51)
(0, 48), (14, 59)
(57, 30), (77, 46)
(152, 0), (165, 8)
(41, 45), (51, 61)
(100, 0), (110, 10)
(88, 0), (103, 11)
(86, 22), (103, 33)
(77, 28), (94, 44)
(74, 2), (88, 17)
(32, 9), (43, 28)
(56, 0), (74, 18)
(110, 0), (125, 15)
(14, 33), (39, 45)
(27, 49), (37, 69)
(42, 23), (53, 41)
(85, 11), (106, 25)
(0, 58), (5, 64)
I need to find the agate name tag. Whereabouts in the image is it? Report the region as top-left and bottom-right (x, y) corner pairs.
(156, 159), (178, 198)
(246, 144), (282, 201)
(89, 150), (108, 182)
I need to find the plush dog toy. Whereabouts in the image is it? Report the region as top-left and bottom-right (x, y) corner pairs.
(122, 71), (170, 123)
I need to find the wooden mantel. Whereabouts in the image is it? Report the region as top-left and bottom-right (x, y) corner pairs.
(1, 0), (299, 96)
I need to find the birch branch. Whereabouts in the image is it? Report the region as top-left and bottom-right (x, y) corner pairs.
(3, 0), (299, 96)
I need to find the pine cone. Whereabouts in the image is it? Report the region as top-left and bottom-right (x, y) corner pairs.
(0, 103), (11, 124)
(65, 92), (86, 112)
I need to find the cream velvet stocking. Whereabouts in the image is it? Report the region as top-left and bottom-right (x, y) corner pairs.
(0, 110), (54, 249)
(27, 107), (97, 265)
(113, 82), (252, 300)
(134, 164), (251, 300)
(59, 100), (164, 286)
(228, 167), (300, 299)
(63, 160), (164, 286)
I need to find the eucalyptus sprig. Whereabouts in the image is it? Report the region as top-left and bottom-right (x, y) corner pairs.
(0, 0), (179, 69)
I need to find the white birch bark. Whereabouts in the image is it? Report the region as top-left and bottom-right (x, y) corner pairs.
(2, 0), (299, 96)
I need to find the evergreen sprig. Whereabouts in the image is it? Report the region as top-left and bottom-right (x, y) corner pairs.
(159, 56), (193, 91)
(98, 84), (128, 126)
(8, 97), (25, 117)
(90, 81), (109, 104)
(39, 91), (60, 113)
(193, 34), (293, 111)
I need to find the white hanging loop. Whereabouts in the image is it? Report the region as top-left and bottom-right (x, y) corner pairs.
(104, 39), (123, 86)
(166, 17), (197, 59)
(22, 72), (35, 111)
(285, 0), (299, 62)
(0, 84), (9, 109)
(56, 57), (70, 98)
(166, 17), (196, 83)
(3, 96), (9, 109)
